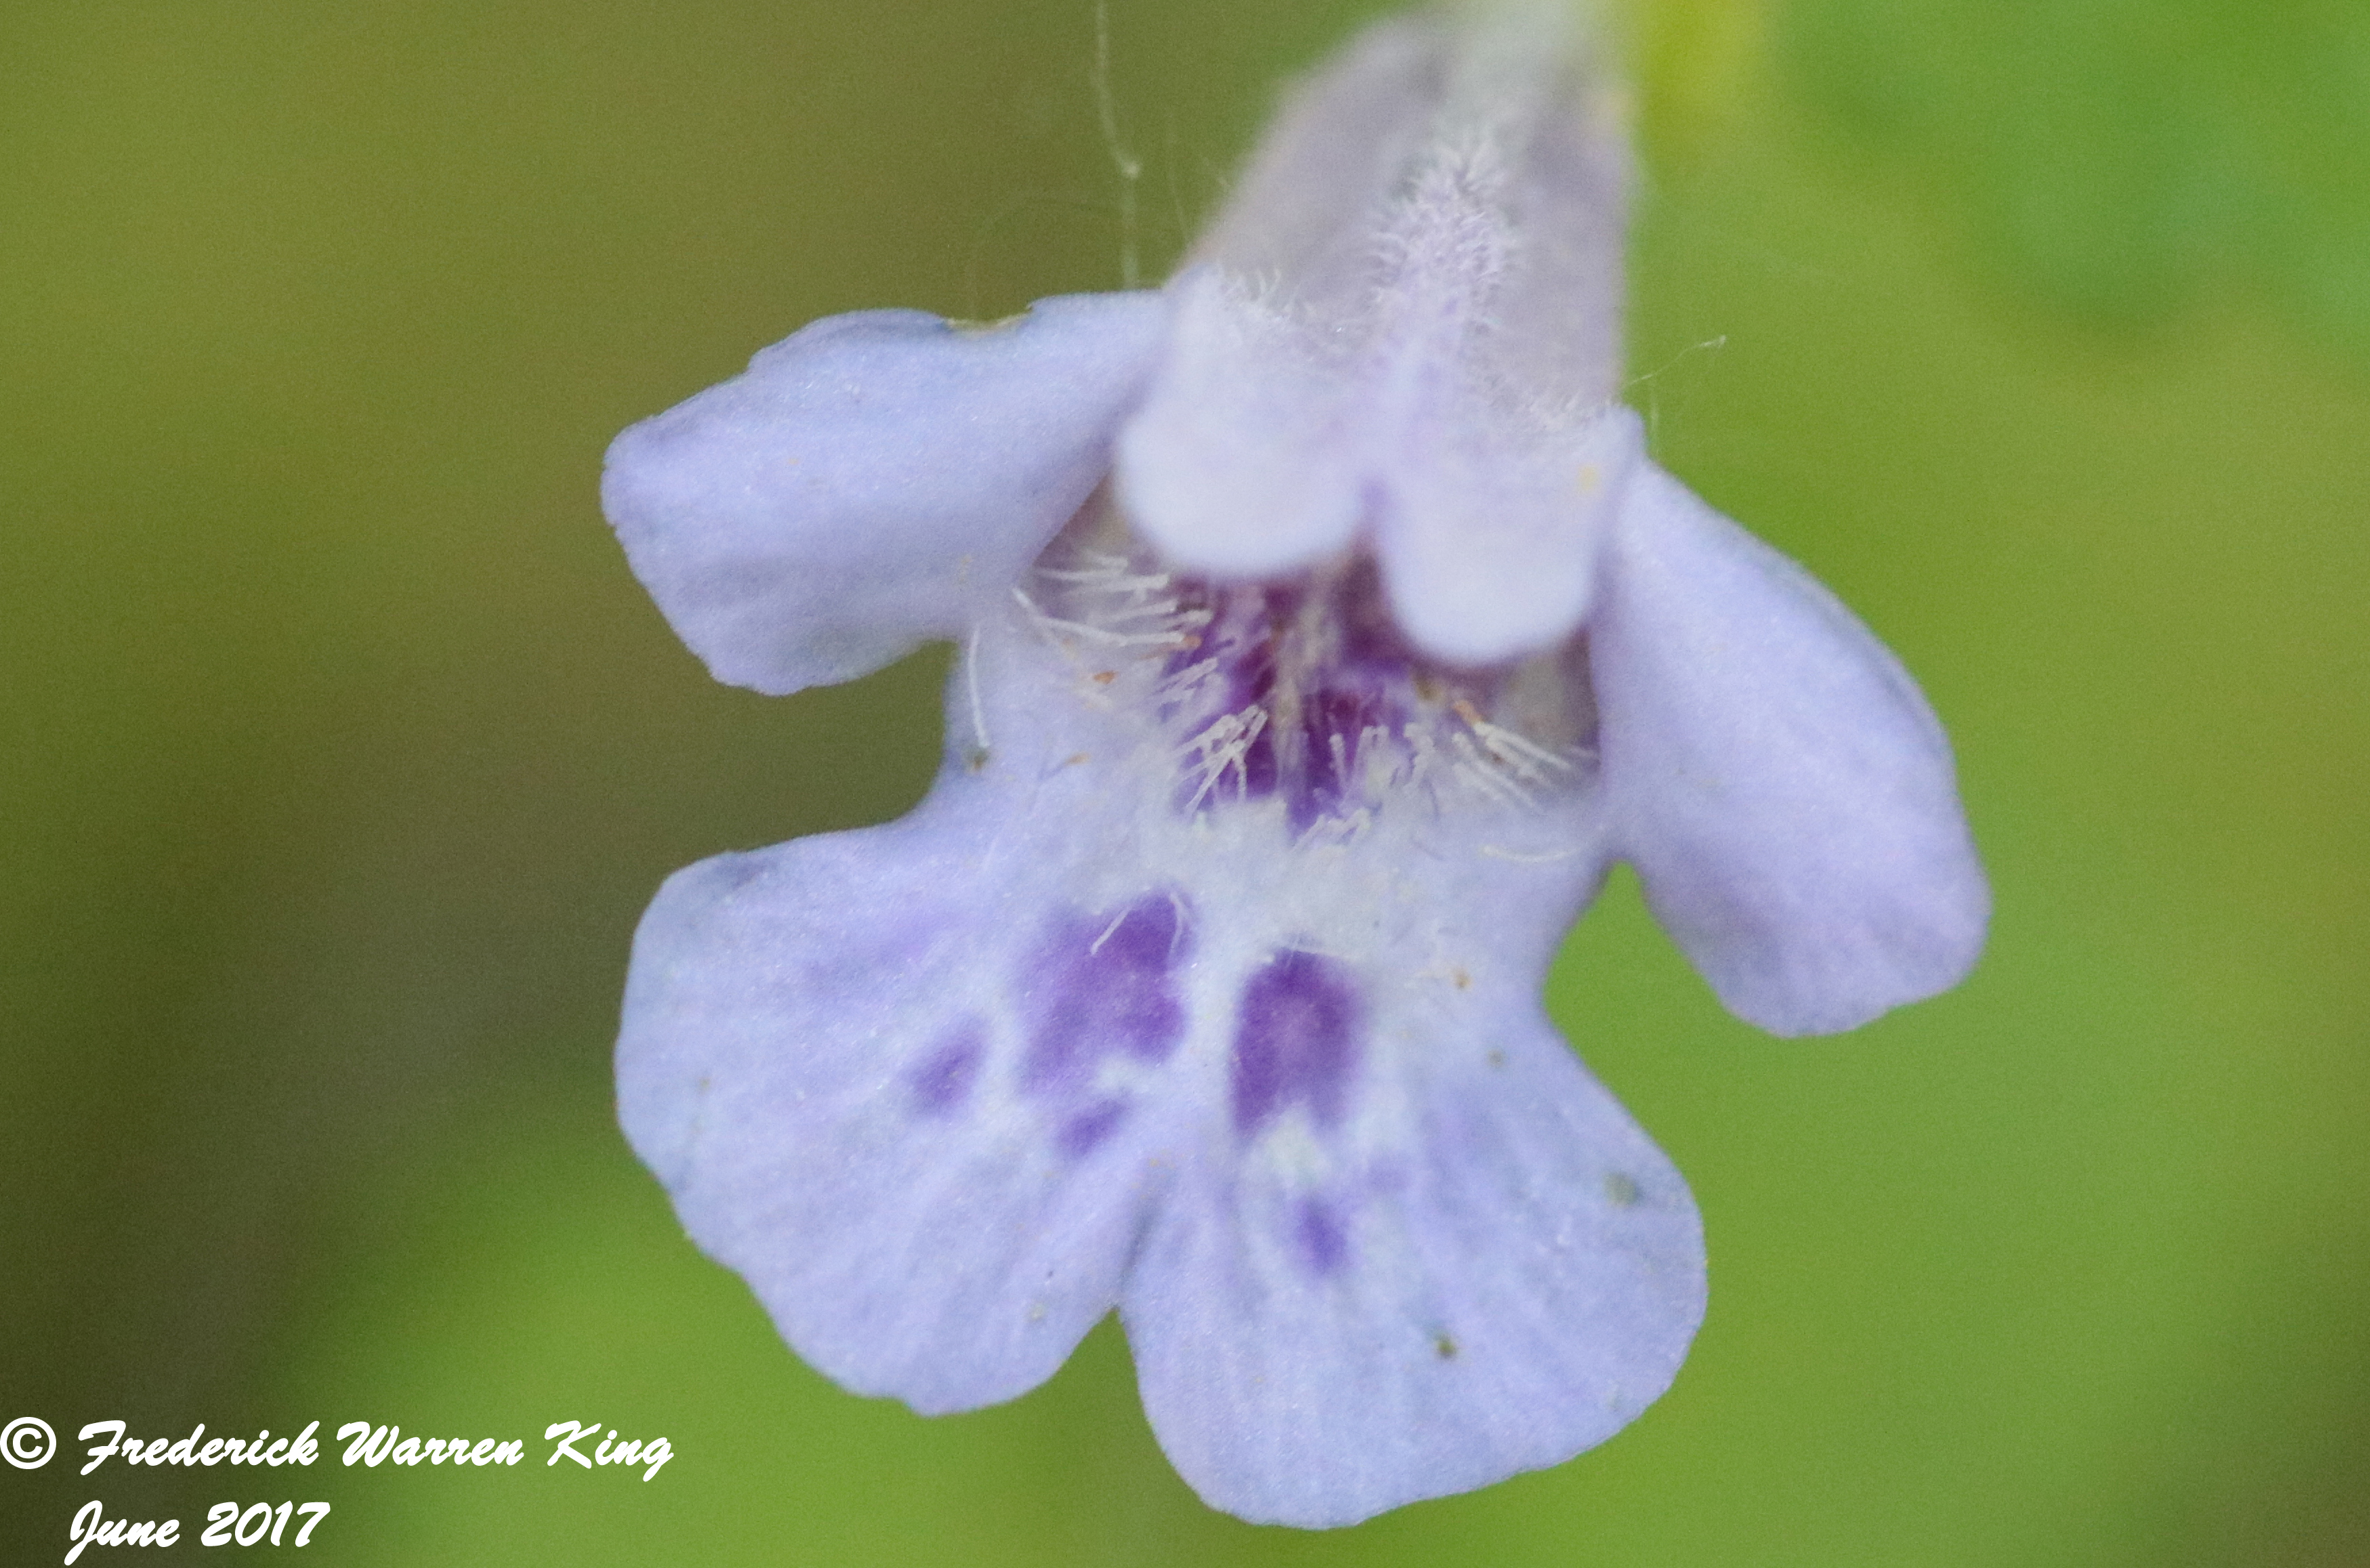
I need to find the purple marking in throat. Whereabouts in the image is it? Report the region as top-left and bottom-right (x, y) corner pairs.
(1230, 949), (1363, 1137)
(1022, 893), (1191, 1097)
(1157, 563), (1454, 831)
(908, 1021), (986, 1115)
(1296, 1197), (1349, 1277)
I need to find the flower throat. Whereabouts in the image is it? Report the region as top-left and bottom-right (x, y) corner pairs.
(1018, 511), (1601, 837)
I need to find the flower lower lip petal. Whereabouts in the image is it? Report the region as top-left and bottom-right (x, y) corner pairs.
(618, 826), (1185, 1417)
(1126, 1012), (1704, 1530)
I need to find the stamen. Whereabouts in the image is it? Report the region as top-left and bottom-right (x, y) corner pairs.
(1448, 731), (1538, 809)
(1479, 844), (1589, 864)
(1454, 698), (1574, 780)
(1156, 656), (1224, 705)
(965, 626), (992, 753)
(1088, 908), (1130, 954)
(1181, 705), (1271, 811)
(1013, 587), (1198, 650)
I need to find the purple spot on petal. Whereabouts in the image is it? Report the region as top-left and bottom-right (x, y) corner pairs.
(1023, 894), (1192, 1097)
(707, 853), (767, 894)
(1231, 949), (1363, 1137)
(1296, 1198), (1349, 1277)
(1057, 1098), (1130, 1157)
(908, 1021), (986, 1116)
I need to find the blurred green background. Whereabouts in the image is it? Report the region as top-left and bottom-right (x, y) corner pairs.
(3, 0), (2365, 1563)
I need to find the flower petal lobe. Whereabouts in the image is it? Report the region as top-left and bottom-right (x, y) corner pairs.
(1126, 1009), (1704, 1528)
(606, 291), (1168, 694)
(618, 818), (1183, 1415)
(1592, 461), (1990, 1034)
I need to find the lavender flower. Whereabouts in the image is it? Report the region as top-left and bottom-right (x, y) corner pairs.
(601, 5), (1985, 1528)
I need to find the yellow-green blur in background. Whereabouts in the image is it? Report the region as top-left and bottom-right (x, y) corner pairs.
(3, 1), (2365, 1563)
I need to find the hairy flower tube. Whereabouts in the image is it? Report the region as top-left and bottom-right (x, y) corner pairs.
(601, 4), (1986, 1529)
